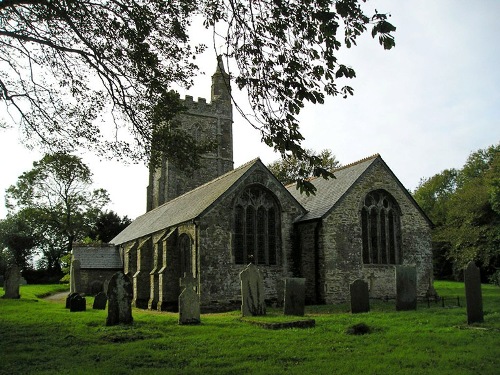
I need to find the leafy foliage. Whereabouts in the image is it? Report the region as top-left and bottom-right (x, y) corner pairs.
(86, 210), (132, 243)
(0, 0), (395, 193)
(268, 149), (339, 188)
(413, 144), (500, 281)
(0, 212), (38, 271)
(5, 153), (110, 271)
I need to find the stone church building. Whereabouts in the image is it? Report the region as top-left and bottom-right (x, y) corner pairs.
(110, 57), (434, 311)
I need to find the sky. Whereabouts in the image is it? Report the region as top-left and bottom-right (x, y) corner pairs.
(1, 0), (499, 221)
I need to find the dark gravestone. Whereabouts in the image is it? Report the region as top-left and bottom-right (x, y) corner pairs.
(66, 292), (79, 309)
(350, 279), (370, 314)
(239, 263), (266, 317)
(396, 266), (417, 311)
(464, 262), (484, 324)
(3, 265), (21, 299)
(283, 278), (306, 316)
(106, 272), (133, 326)
(178, 274), (200, 325)
(70, 294), (86, 312)
(93, 292), (108, 310)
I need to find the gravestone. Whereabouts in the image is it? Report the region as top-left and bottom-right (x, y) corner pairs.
(70, 294), (86, 312)
(93, 292), (108, 310)
(65, 292), (79, 309)
(106, 271), (133, 326)
(19, 277), (27, 285)
(178, 273), (200, 325)
(3, 265), (21, 299)
(239, 263), (266, 316)
(464, 261), (484, 324)
(350, 279), (370, 314)
(70, 259), (82, 294)
(283, 278), (306, 316)
(396, 266), (417, 311)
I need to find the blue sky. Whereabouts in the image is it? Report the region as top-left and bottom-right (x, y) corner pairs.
(1, 0), (499, 220)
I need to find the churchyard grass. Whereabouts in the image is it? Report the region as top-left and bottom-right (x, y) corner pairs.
(1, 281), (499, 374)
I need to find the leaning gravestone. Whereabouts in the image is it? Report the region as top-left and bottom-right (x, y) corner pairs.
(396, 266), (417, 311)
(240, 263), (266, 316)
(106, 271), (133, 326)
(70, 294), (86, 312)
(70, 259), (82, 294)
(284, 278), (306, 316)
(178, 274), (200, 325)
(350, 279), (370, 314)
(3, 265), (21, 299)
(93, 292), (108, 310)
(65, 292), (79, 309)
(464, 261), (484, 324)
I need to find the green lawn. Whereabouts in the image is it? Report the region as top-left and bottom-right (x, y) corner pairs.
(0, 281), (499, 374)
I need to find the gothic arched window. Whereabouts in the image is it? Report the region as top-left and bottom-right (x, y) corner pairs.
(234, 186), (280, 265)
(361, 190), (402, 265)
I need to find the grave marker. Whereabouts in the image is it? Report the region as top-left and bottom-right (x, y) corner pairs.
(93, 292), (108, 310)
(396, 266), (417, 311)
(239, 263), (266, 316)
(350, 279), (370, 314)
(178, 273), (200, 325)
(106, 272), (133, 326)
(464, 261), (484, 324)
(3, 265), (21, 299)
(70, 294), (86, 312)
(283, 278), (306, 316)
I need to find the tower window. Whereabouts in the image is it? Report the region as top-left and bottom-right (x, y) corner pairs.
(234, 186), (280, 265)
(361, 190), (402, 265)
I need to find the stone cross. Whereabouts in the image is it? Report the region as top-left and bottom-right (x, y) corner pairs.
(93, 291), (108, 310)
(239, 263), (266, 317)
(178, 273), (200, 325)
(350, 279), (370, 314)
(70, 259), (82, 294)
(2, 265), (21, 299)
(283, 278), (306, 316)
(106, 272), (133, 326)
(464, 261), (484, 324)
(396, 266), (417, 311)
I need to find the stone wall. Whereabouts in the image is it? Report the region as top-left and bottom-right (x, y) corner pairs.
(314, 158), (433, 303)
(80, 269), (122, 295)
(197, 166), (305, 310)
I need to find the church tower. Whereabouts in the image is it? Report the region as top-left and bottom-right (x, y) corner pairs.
(146, 56), (234, 211)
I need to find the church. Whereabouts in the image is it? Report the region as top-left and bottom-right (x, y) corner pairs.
(110, 57), (434, 311)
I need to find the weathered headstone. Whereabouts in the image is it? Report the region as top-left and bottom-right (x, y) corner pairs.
(350, 279), (370, 314)
(396, 266), (417, 311)
(106, 271), (133, 326)
(19, 277), (27, 285)
(65, 292), (79, 309)
(178, 274), (200, 325)
(70, 259), (82, 294)
(240, 263), (266, 316)
(464, 261), (484, 324)
(283, 278), (306, 316)
(3, 265), (21, 299)
(93, 292), (108, 310)
(70, 294), (86, 312)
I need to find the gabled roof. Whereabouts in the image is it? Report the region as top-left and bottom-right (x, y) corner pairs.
(110, 158), (263, 245)
(72, 246), (122, 269)
(288, 154), (432, 226)
(288, 154), (379, 222)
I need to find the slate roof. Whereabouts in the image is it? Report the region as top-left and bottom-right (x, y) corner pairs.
(287, 154), (380, 222)
(110, 158), (261, 245)
(72, 246), (123, 269)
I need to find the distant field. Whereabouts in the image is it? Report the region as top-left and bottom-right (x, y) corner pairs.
(1, 281), (499, 374)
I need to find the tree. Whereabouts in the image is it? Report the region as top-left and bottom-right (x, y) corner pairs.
(0, 211), (38, 271)
(5, 152), (109, 271)
(87, 210), (132, 243)
(1, 0), (396, 193)
(268, 149), (340, 187)
(413, 144), (500, 282)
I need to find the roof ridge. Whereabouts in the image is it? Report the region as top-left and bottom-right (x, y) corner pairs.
(147, 157), (261, 214)
(332, 153), (380, 173)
